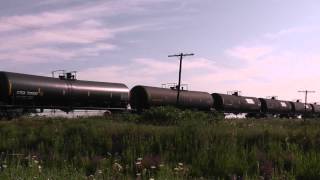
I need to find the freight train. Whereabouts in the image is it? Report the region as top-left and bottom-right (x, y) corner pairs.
(0, 71), (318, 119)
(130, 86), (320, 118)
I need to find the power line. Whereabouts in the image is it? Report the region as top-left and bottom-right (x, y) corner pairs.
(168, 53), (194, 106)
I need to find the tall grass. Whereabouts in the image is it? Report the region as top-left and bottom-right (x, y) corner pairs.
(0, 107), (320, 179)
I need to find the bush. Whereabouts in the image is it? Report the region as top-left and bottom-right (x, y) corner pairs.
(138, 106), (221, 125)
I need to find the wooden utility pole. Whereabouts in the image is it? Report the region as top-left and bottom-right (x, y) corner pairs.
(298, 90), (315, 114)
(168, 53), (194, 106)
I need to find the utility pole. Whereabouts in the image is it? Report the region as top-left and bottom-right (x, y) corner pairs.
(298, 90), (315, 114)
(168, 53), (194, 106)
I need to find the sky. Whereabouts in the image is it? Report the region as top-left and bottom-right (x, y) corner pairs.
(1, 0), (320, 102)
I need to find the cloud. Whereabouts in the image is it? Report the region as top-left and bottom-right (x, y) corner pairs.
(225, 45), (274, 61)
(0, 12), (74, 32)
(0, 0), (168, 63)
(221, 34), (320, 102)
(183, 58), (217, 70)
(0, 48), (77, 63)
(78, 57), (218, 88)
(183, 55), (320, 102)
(77, 52), (317, 102)
(263, 26), (319, 39)
(0, 43), (118, 63)
(78, 54), (316, 102)
(133, 58), (178, 75)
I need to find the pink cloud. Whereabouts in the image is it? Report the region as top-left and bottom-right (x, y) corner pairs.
(77, 57), (217, 87)
(75, 51), (320, 103)
(264, 26), (319, 39)
(0, 12), (74, 32)
(225, 45), (274, 61)
(0, 0), (164, 63)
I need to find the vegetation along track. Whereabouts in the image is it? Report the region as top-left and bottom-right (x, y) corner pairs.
(1, 107), (320, 179)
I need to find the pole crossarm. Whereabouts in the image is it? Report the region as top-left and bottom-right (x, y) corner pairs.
(298, 90), (315, 93)
(168, 53), (194, 57)
(168, 53), (194, 106)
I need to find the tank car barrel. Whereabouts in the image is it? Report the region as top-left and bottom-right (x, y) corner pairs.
(211, 93), (261, 113)
(0, 71), (129, 111)
(130, 85), (213, 111)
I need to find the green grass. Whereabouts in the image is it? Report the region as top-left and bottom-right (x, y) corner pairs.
(0, 107), (320, 179)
